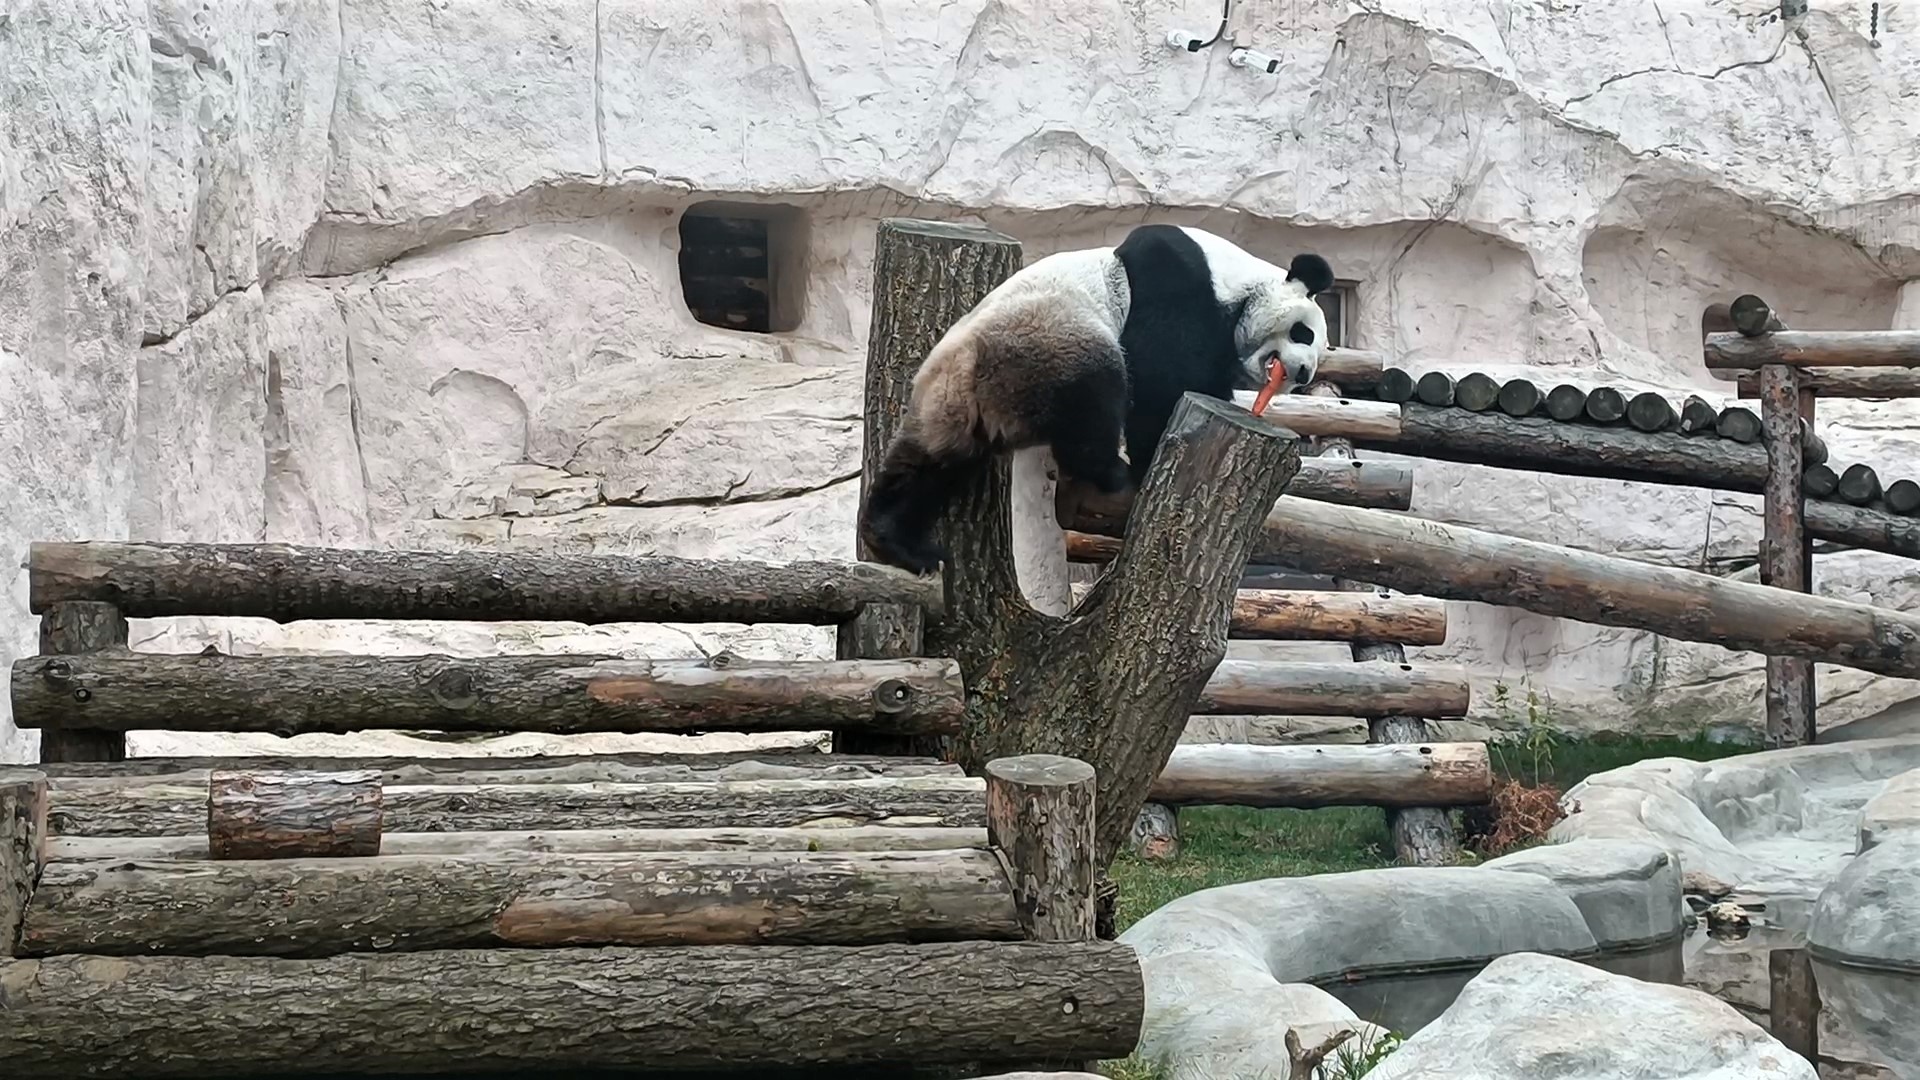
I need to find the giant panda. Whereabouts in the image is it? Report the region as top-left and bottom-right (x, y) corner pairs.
(858, 223), (1334, 576)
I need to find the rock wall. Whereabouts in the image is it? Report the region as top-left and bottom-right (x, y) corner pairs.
(5, 0), (1919, 762)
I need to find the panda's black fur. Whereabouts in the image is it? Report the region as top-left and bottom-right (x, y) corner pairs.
(859, 223), (1333, 576)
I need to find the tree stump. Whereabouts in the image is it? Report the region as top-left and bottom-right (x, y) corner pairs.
(985, 754), (1096, 942)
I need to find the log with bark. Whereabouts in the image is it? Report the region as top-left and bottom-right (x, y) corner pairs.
(2, 768), (48, 957)
(1627, 392), (1676, 433)
(1066, 456), (1413, 530)
(1066, 586), (1446, 645)
(1838, 464), (1883, 506)
(1497, 378), (1543, 417)
(18, 848), (1024, 956)
(12, 654), (966, 737)
(1758, 363), (1814, 749)
(1736, 368), (1920, 399)
(986, 754), (1096, 942)
(1454, 372), (1501, 412)
(1705, 329), (1920, 369)
(0, 940), (1145, 1077)
(1377, 367), (1417, 404)
(35, 601), (127, 762)
(1261, 495), (1920, 678)
(1584, 386), (1628, 424)
(1415, 371), (1455, 407)
(1317, 347), (1386, 390)
(47, 774), (991, 837)
(1233, 393), (1402, 441)
(1803, 464), (1840, 498)
(1545, 384), (1588, 421)
(1679, 395), (1719, 434)
(1149, 742), (1491, 809)
(1195, 660), (1470, 718)
(207, 769), (382, 859)
(29, 541), (942, 625)
(1716, 405), (1762, 444)
(1886, 479), (1920, 516)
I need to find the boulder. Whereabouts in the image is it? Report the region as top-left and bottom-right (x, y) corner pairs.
(1366, 952), (1817, 1080)
(1482, 838), (1683, 952)
(1857, 769), (1920, 853)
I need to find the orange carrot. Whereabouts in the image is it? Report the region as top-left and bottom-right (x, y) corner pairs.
(1250, 358), (1288, 417)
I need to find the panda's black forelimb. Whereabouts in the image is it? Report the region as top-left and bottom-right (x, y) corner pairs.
(859, 430), (968, 576)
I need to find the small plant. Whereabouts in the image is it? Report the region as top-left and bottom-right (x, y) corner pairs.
(1467, 677), (1569, 856)
(1324, 1027), (1406, 1079)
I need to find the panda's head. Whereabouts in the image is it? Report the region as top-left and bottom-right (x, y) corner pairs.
(1235, 253), (1335, 393)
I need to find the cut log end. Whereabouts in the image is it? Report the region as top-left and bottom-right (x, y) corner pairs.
(1626, 392), (1676, 433)
(1838, 463), (1883, 506)
(1496, 378), (1543, 417)
(1716, 406), (1763, 444)
(1730, 294), (1779, 337)
(1377, 368), (1417, 405)
(1414, 371), (1456, 408)
(1679, 395), (1719, 435)
(1545, 384), (1588, 422)
(1884, 478), (1920, 516)
(1454, 372), (1501, 412)
(1583, 387), (1627, 424)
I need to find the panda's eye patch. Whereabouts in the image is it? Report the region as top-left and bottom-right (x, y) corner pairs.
(1288, 322), (1316, 346)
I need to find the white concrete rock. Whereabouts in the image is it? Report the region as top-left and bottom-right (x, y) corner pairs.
(7, 0), (1920, 760)
(1858, 769), (1920, 853)
(1366, 952), (1817, 1080)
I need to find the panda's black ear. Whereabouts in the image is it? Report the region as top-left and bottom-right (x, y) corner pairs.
(1288, 253), (1335, 297)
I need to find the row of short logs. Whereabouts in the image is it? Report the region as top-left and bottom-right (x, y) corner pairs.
(1378, 368), (1920, 514)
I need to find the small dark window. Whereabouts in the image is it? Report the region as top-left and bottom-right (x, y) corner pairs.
(677, 202), (808, 333)
(1315, 280), (1358, 349)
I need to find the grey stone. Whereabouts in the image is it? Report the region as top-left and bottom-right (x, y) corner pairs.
(1366, 952), (1818, 1080)
(1482, 838), (1683, 950)
(1810, 834), (1920, 972)
(1858, 769), (1920, 853)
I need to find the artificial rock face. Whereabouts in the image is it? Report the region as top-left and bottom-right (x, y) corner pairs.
(6, 0), (1920, 760)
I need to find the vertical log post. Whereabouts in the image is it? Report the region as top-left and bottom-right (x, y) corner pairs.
(1742, 295), (1816, 748)
(2, 768), (49, 957)
(1307, 381), (1461, 866)
(837, 219), (1023, 757)
(207, 770), (385, 860)
(35, 601), (129, 762)
(985, 754), (1097, 942)
(1768, 947), (1820, 1065)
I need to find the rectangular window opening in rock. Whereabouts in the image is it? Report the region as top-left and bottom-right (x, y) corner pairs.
(1317, 280), (1357, 350)
(677, 201), (809, 334)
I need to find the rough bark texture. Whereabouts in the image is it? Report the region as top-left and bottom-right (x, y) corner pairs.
(1262, 495), (1920, 678)
(837, 219), (1021, 757)
(50, 825), (990, 862)
(1759, 364), (1815, 750)
(48, 775), (990, 837)
(206, 770), (383, 860)
(985, 755), (1096, 943)
(41, 750), (959, 784)
(19, 848), (1022, 957)
(30, 542), (941, 625)
(1, 769), (48, 957)
(1804, 499), (1920, 558)
(1705, 329), (1920, 368)
(931, 394), (1303, 866)
(1067, 455), (1412, 526)
(0, 941), (1145, 1077)
(1251, 394), (1402, 440)
(1195, 659), (1469, 717)
(1736, 367), (1920, 398)
(1067, 585), (1445, 644)
(1149, 742), (1491, 809)
(1768, 947), (1821, 1066)
(34, 600), (128, 762)
(13, 654), (966, 737)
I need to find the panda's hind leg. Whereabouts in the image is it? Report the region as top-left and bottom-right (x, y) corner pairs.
(1042, 360), (1132, 496)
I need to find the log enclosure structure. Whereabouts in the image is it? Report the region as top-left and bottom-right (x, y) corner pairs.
(6, 531), (1143, 1076)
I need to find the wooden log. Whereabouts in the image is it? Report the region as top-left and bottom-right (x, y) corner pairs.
(1317, 347), (1385, 390)
(38, 749), (962, 785)
(1546, 383), (1588, 421)
(1067, 585), (1446, 644)
(1, 769), (48, 958)
(1705, 329), (1920, 369)
(1064, 530), (1125, 563)
(840, 219), (1019, 758)
(1806, 500), (1920, 560)
(49, 825), (991, 862)
(1414, 371), (1455, 407)
(1729, 294), (1783, 337)
(1497, 378), (1543, 417)
(29, 541), (943, 625)
(1803, 464), (1840, 498)
(1149, 742), (1491, 809)
(1838, 463), (1883, 506)
(1885, 478), (1920, 515)
(1679, 395), (1719, 434)
(1736, 367), (1920, 399)
(35, 600), (128, 762)
(1377, 367), (1417, 404)
(11, 654), (967, 737)
(1454, 372), (1501, 412)
(1626, 391), (1677, 433)
(0, 940), (1146, 1077)
(1260, 495), (1920, 678)
(1584, 386), (1628, 424)
(206, 770), (383, 860)
(1195, 660), (1470, 718)
(1239, 393), (1402, 440)
(1768, 947), (1820, 1065)
(985, 754), (1096, 942)
(1716, 406), (1762, 444)
(1068, 455), (1414, 535)
(1759, 363), (1814, 750)
(18, 847), (1024, 957)
(46, 774), (990, 837)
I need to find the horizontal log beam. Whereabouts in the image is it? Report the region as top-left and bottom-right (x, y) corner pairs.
(1148, 742), (1492, 808)
(1068, 585), (1447, 645)
(1234, 392), (1402, 440)
(1196, 660), (1470, 718)
(1261, 495), (1920, 678)
(12, 654), (966, 737)
(1316, 346), (1385, 389)
(207, 769), (382, 860)
(1704, 329), (1920, 370)
(38, 749), (962, 785)
(0, 941), (1145, 1077)
(28, 541), (944, 624)
(1071, 457), (1413, 536)
(47, 775), (989, 837)
(1734, 367), (1920, 399)
(19, 848), (1022, 957)
(47, 825), (991, 862)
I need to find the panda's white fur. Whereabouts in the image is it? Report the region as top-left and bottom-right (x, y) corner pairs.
(860, 224), (1333, 575)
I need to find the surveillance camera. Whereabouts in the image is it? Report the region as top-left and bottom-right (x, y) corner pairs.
(1228, 47), (1280, 74)
(1166, 28), (1207, 51)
